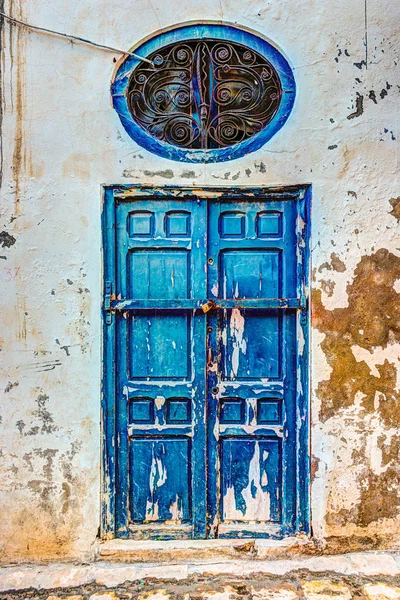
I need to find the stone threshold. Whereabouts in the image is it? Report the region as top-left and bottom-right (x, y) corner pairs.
(1, 552), (400, 592)
(98, 537), (311, 562)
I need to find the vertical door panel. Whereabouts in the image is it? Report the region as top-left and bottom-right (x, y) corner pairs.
(221, 438), (281, 522)
(115, 197), (207, 539)
(220, 250), (281, 298)
(129, 312), (190, 379)
(207, 198), (298, 538)
(129, 438), (191, 522)
(222, 309), (282, 380)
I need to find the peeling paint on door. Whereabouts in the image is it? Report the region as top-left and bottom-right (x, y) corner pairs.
(102, 185), (310, 540)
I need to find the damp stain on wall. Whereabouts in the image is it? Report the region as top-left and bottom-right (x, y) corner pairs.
(9, 1), (27, 214)
(389, 197), (400, 222)
(313, 249), (400, 424)
(313, 249), (400, 536)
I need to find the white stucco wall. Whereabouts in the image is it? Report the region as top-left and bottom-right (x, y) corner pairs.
(0, 0), (399, 561)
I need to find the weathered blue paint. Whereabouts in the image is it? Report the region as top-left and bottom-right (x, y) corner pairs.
(112, 298), (301, 310)
(101, 186), (117, 538)
(102, 185), (310, 540)
(111, 23), (296, 163)
(207, 197), (300, 538)
(296, 186), (311, 535)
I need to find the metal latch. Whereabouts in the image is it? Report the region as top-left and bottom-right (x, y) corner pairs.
(104, 281), (114, 325)
(201, 300), (218, 313)
(300, 294), (308, 325)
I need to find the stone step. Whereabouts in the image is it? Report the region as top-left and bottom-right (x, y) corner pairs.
(1, 552), (400, 592)
(98, 537), (311, 563)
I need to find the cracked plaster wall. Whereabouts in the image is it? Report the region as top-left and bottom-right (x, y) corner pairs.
(0, 0), (399, 561)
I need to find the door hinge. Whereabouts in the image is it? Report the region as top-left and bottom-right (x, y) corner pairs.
(300, 294), (308, 325)
(104, 281), (114, 325)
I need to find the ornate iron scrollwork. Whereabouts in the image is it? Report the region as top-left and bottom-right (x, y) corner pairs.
(126, 40), (283, 150)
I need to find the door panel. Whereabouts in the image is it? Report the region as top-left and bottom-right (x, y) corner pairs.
(129, 438), (191, 522)
(220, 250), (281, 298)
(207, 199), (298, 538)
(221, 438), (281, 522)
(221, 309), (282, 380)
(129, 312), (190, 379)
(129, 251), (190, 298)
(115, 197), (207, 539)
(103, 187), (309, 540)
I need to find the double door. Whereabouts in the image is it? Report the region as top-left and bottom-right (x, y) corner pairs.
(103, 187), (309, 539)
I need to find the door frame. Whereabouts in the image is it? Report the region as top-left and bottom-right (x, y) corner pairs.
(101, 184), (311, 540)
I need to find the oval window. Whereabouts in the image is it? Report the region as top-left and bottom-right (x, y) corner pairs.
(111, 23), (295, 163)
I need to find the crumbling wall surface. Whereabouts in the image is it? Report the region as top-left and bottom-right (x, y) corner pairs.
(0, 0), (399, 561)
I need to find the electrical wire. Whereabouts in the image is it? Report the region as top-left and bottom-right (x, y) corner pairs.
(0, 10), (154, 66)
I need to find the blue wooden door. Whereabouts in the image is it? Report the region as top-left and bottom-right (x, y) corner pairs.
(206, 198), (300, 538)
(103, 187), (309, 540)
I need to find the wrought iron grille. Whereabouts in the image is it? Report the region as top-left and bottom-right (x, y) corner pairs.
(127, 39), (283, 150)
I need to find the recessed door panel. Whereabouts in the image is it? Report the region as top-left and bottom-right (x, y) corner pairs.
(220, 251), (281, 298)
(221, 438), (281, 523)
(129, 312), (190, 380)
(221, 309), (282, 380)
(129, 438), (191, 523)
(128, 251), (190, 299)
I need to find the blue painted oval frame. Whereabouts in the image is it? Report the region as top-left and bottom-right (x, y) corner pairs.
(111, 23), (296, 163)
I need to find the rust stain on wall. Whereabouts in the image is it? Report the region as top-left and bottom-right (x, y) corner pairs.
(10, 0), (27, 213)
(28, 148), (44, 179)
(389, 197), (400, 222)
(15, 295), (27, 341)
(330, 253), (346, 272)
(347, 92), (364, 119)
(313, 248), (400, 528)
(357, 468), (400, 526)
(313, 248), (400, 424)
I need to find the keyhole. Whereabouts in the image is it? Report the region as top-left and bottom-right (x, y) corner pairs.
(208, 258), (214, 265)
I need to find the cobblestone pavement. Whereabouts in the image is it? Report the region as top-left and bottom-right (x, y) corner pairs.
(2, 553), (400, 600)
(2, 572), (400, 600)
